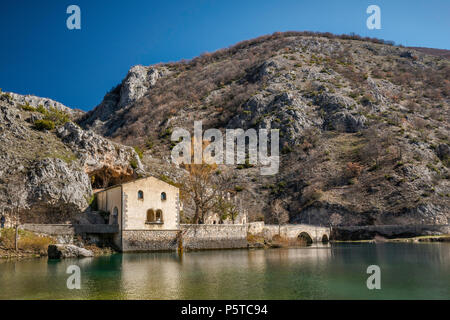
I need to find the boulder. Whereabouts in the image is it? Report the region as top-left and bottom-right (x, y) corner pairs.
(325, 111), (366, 132)
(314, 92), (355, 113)
(48, 244), (94, 259)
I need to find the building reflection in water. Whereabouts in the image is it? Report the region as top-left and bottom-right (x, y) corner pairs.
(0, 243), (449, 299)
(117, 245), (333, 299)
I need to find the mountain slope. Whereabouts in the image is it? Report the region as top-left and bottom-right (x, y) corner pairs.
(80, 31), (449, 225)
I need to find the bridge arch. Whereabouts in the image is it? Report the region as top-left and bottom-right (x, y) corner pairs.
(322, 234), (329, 243)
(298, 232), (313, 245)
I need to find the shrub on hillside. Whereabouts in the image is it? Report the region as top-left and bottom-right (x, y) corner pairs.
(301, 185), (323, 206)
(134, 146), (144, 159)
(34, 119), (55, 131)
(34, 105), (70, 126)
(44, 107), (70, 125)
(20, 103), (36, 112)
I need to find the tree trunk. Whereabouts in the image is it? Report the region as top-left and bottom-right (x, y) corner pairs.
(15, 224), (18, 251)
(193, 206), (200, 224)
(177, 231), (183, 256)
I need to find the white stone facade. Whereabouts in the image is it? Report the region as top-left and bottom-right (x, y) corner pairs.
(95, 176), (180, 250)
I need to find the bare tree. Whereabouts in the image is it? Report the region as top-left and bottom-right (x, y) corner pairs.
(180, 164), (217, 224)
(271, 199), (289, 236)
(180, 163), (238, 224)
(6, 178), (24, 251)
(329, 213), (343, 227)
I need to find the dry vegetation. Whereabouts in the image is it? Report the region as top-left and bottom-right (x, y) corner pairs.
(0, 228), (55, 258)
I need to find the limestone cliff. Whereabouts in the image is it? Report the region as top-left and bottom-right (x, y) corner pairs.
(0, 92), (143, 224)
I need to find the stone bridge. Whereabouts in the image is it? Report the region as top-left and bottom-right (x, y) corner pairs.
(248, 222), (331, 244)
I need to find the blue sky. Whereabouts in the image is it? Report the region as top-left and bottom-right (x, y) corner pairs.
(1, 0), (449, 111)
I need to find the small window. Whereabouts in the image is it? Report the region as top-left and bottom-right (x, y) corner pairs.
(138, 190), (144, 200)
(110, 207), (118, 224)
(161, 192), (167, 201)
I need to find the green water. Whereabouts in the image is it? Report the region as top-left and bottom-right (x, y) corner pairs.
(0, 243), (449, 299)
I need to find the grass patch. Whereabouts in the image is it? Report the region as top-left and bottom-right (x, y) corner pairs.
(0, 228), (55, 255)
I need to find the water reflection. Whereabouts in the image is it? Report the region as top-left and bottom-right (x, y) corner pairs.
(0, 243), (449, 299)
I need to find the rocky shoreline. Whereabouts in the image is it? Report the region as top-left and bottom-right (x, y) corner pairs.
(0, 227), (115, 260)
(0, 245), (115, 260)
(333, 234), (450, 243)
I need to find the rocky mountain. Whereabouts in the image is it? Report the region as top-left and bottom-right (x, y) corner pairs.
(79, 32), (449, 226)
(2, 32), (448, 227)
(0, 91), (143, 224)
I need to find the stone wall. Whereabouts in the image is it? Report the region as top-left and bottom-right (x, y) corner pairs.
(121, 230), (179, 252)
(332, 224), (450, 240)
(20, 223), (120, 246)
(180, 224), (247, 250)
(247, 222), (265, 234)
(120, 224), (247, 252)
(20, 224), (75, 244)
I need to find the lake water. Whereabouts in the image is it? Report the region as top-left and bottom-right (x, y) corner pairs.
(0, 243), (449, 299)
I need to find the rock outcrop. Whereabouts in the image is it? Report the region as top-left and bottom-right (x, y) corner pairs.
(48, 244), (94, 259)
(57, 122), (144, 187)
(78, 65), (169, 136)
(4, 91), (84, 120)
(0, 92), (145, 224)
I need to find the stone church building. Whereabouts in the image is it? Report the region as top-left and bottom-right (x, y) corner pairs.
(95, 176), (181, 251)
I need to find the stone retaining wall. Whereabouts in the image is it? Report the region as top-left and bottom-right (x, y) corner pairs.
(247, 221), (265, 234)
(180, 224), (247, 250)
(121, 230), (179, 252)
(121, 224), (248, 252)
(20, 223), (119, 245)
(20, 224), (75, 244)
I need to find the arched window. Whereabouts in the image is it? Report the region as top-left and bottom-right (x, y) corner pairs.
(146, 209), (155, 223)
(146, 209), (163, 224)
(161, 192), (167, 201)
(110, 207), (118, 224)
(138, 190), (144, 200)
(156, 209), (163, 223)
